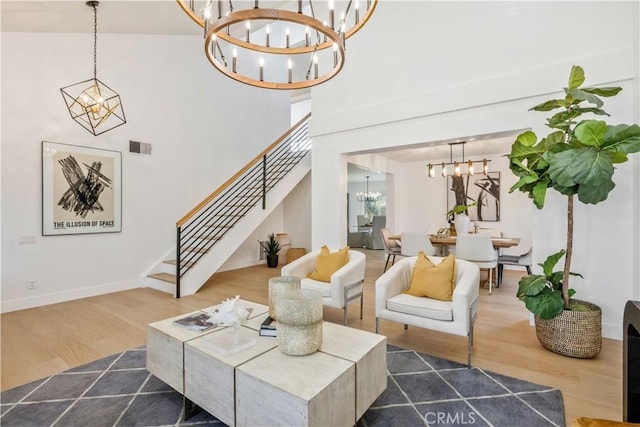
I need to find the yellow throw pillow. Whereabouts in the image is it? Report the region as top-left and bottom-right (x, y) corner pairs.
(307, 245), (350, 283)
(405, 252), (456, 301)
(572, 418), (640, 427)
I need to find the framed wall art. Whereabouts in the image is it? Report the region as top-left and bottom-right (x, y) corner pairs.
(447, 171), (500, 222)
(42, 141), (122, 235)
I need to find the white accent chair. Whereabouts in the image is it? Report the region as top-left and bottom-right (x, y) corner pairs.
(380, 228), (402, 272)
(375, 256), (480, 366)
(400, 232), (438, 257)
(281, 249), (366, 325)
(456, 234), (498, 294)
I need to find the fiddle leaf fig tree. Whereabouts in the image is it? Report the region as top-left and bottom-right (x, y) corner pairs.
(509, 65), (640, 318)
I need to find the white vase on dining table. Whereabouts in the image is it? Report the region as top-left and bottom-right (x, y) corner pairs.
(454, 213), (471, 235)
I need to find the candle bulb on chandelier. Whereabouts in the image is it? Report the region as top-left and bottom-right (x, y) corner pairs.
(203, 7), (211, 35)
(355, 0), (360, 23)
(329, 0), (335, 29)
(211, 34), (217, 58)
(286, 27), (290, 48)
(259, 57), (265, 81)
(483, 159), (488, 175)
(217, 0), (222, 18)
(245, 21), (251, 43)
(287, 58), (293, 83)
(333, 43), (338, 66)
(232, 48), (237, 73)
(305, 26), (310, 47)
(454, 161), (460, 176)
(468, 160), (474, 175)
(265, 24), (270, 47)
(427, 164), (435, 178)
(313, 54), (319, 79)
(441, 162), (447, 177)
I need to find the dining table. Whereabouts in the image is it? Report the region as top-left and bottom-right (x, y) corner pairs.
(428, 235), (520, 249)
(389, 234), (521, 255)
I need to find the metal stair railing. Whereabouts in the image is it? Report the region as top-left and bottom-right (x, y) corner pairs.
(174, 113), (311, 297)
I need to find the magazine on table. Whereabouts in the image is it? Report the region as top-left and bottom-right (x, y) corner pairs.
(173, 312), (216, 331)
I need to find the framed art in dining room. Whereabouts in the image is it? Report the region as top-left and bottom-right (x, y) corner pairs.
(447, 171), (500, 222)
(42, 141), (122, 235)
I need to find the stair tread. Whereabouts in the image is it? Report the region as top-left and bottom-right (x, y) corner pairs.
(164, 259), (195, 268)
(148, 272), (177, 284)
(194, 235), (221, 240)
(184, 246), (209, 254)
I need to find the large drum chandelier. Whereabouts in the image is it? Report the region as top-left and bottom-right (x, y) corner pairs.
(177, 0), (377, 89)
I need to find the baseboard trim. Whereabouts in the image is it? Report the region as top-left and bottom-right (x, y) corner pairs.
(1, 279), (141, 313)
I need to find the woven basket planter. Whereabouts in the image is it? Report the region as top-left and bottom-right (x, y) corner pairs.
(534, 299), (602, 359)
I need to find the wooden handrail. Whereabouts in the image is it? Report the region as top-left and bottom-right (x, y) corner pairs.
(176, 113), (311, 227)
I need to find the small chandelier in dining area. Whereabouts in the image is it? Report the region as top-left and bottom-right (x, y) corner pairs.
(427, 142), (490, 178)
(60, 1), (126, 136)
(356, 176), (380, 202)
(176, 0), (377, 90)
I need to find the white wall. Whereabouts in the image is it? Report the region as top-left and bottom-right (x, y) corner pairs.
(1, 32), (290, 311)
(282, 172), (312, 251)
(310, 1), (639, 339)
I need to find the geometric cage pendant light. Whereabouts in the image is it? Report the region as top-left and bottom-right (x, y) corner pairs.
(60, 1), (126, 136)
(176, 0), (377, 90)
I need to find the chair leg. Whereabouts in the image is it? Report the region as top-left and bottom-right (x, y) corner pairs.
(384, 254), (391, 272)
(488, 268), (493, 295)
(526, 265), (532, 275)
(467, 325), (474, 368)
(391, 254), (396, 266)
(497, 264), (503, 288)
(404, 324), (408, 330)
(359, 294), (363, 320)
(375, 318), (380, 334)
(343, 306), (348, 326)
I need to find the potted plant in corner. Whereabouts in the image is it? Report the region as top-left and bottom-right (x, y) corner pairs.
(260, 233), (281, 268)
(508, 65), (640, 358)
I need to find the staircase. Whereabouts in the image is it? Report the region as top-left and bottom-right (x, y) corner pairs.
(144, 114), (312, 297)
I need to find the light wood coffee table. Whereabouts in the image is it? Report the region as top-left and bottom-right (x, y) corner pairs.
(147, 300), (387, 427)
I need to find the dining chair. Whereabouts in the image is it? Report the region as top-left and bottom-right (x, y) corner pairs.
(400, 232), (438, 257)
(455, 234), (498, 294)
(476, 228), (502, 238)
(380, 228), (402, 272)
(498, 247), (532, 287)
(371, 215), (387, 250)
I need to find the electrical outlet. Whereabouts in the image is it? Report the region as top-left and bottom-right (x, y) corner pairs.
(27, 280), (37, 290)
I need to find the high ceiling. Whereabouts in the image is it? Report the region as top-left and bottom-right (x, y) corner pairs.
(3, 1), (525, 183)
(1, 1), (201, 35)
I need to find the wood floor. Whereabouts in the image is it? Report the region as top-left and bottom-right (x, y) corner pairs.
(1, 249), (623, 424)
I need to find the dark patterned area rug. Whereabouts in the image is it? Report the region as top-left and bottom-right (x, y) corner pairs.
(0, 345), (565, 426)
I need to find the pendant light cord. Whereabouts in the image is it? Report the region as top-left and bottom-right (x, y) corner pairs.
(92, 2), (97, 80)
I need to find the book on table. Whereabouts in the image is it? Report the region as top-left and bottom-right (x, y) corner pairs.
(260, 316), (277, 337)
(173, 312), (215, 331)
